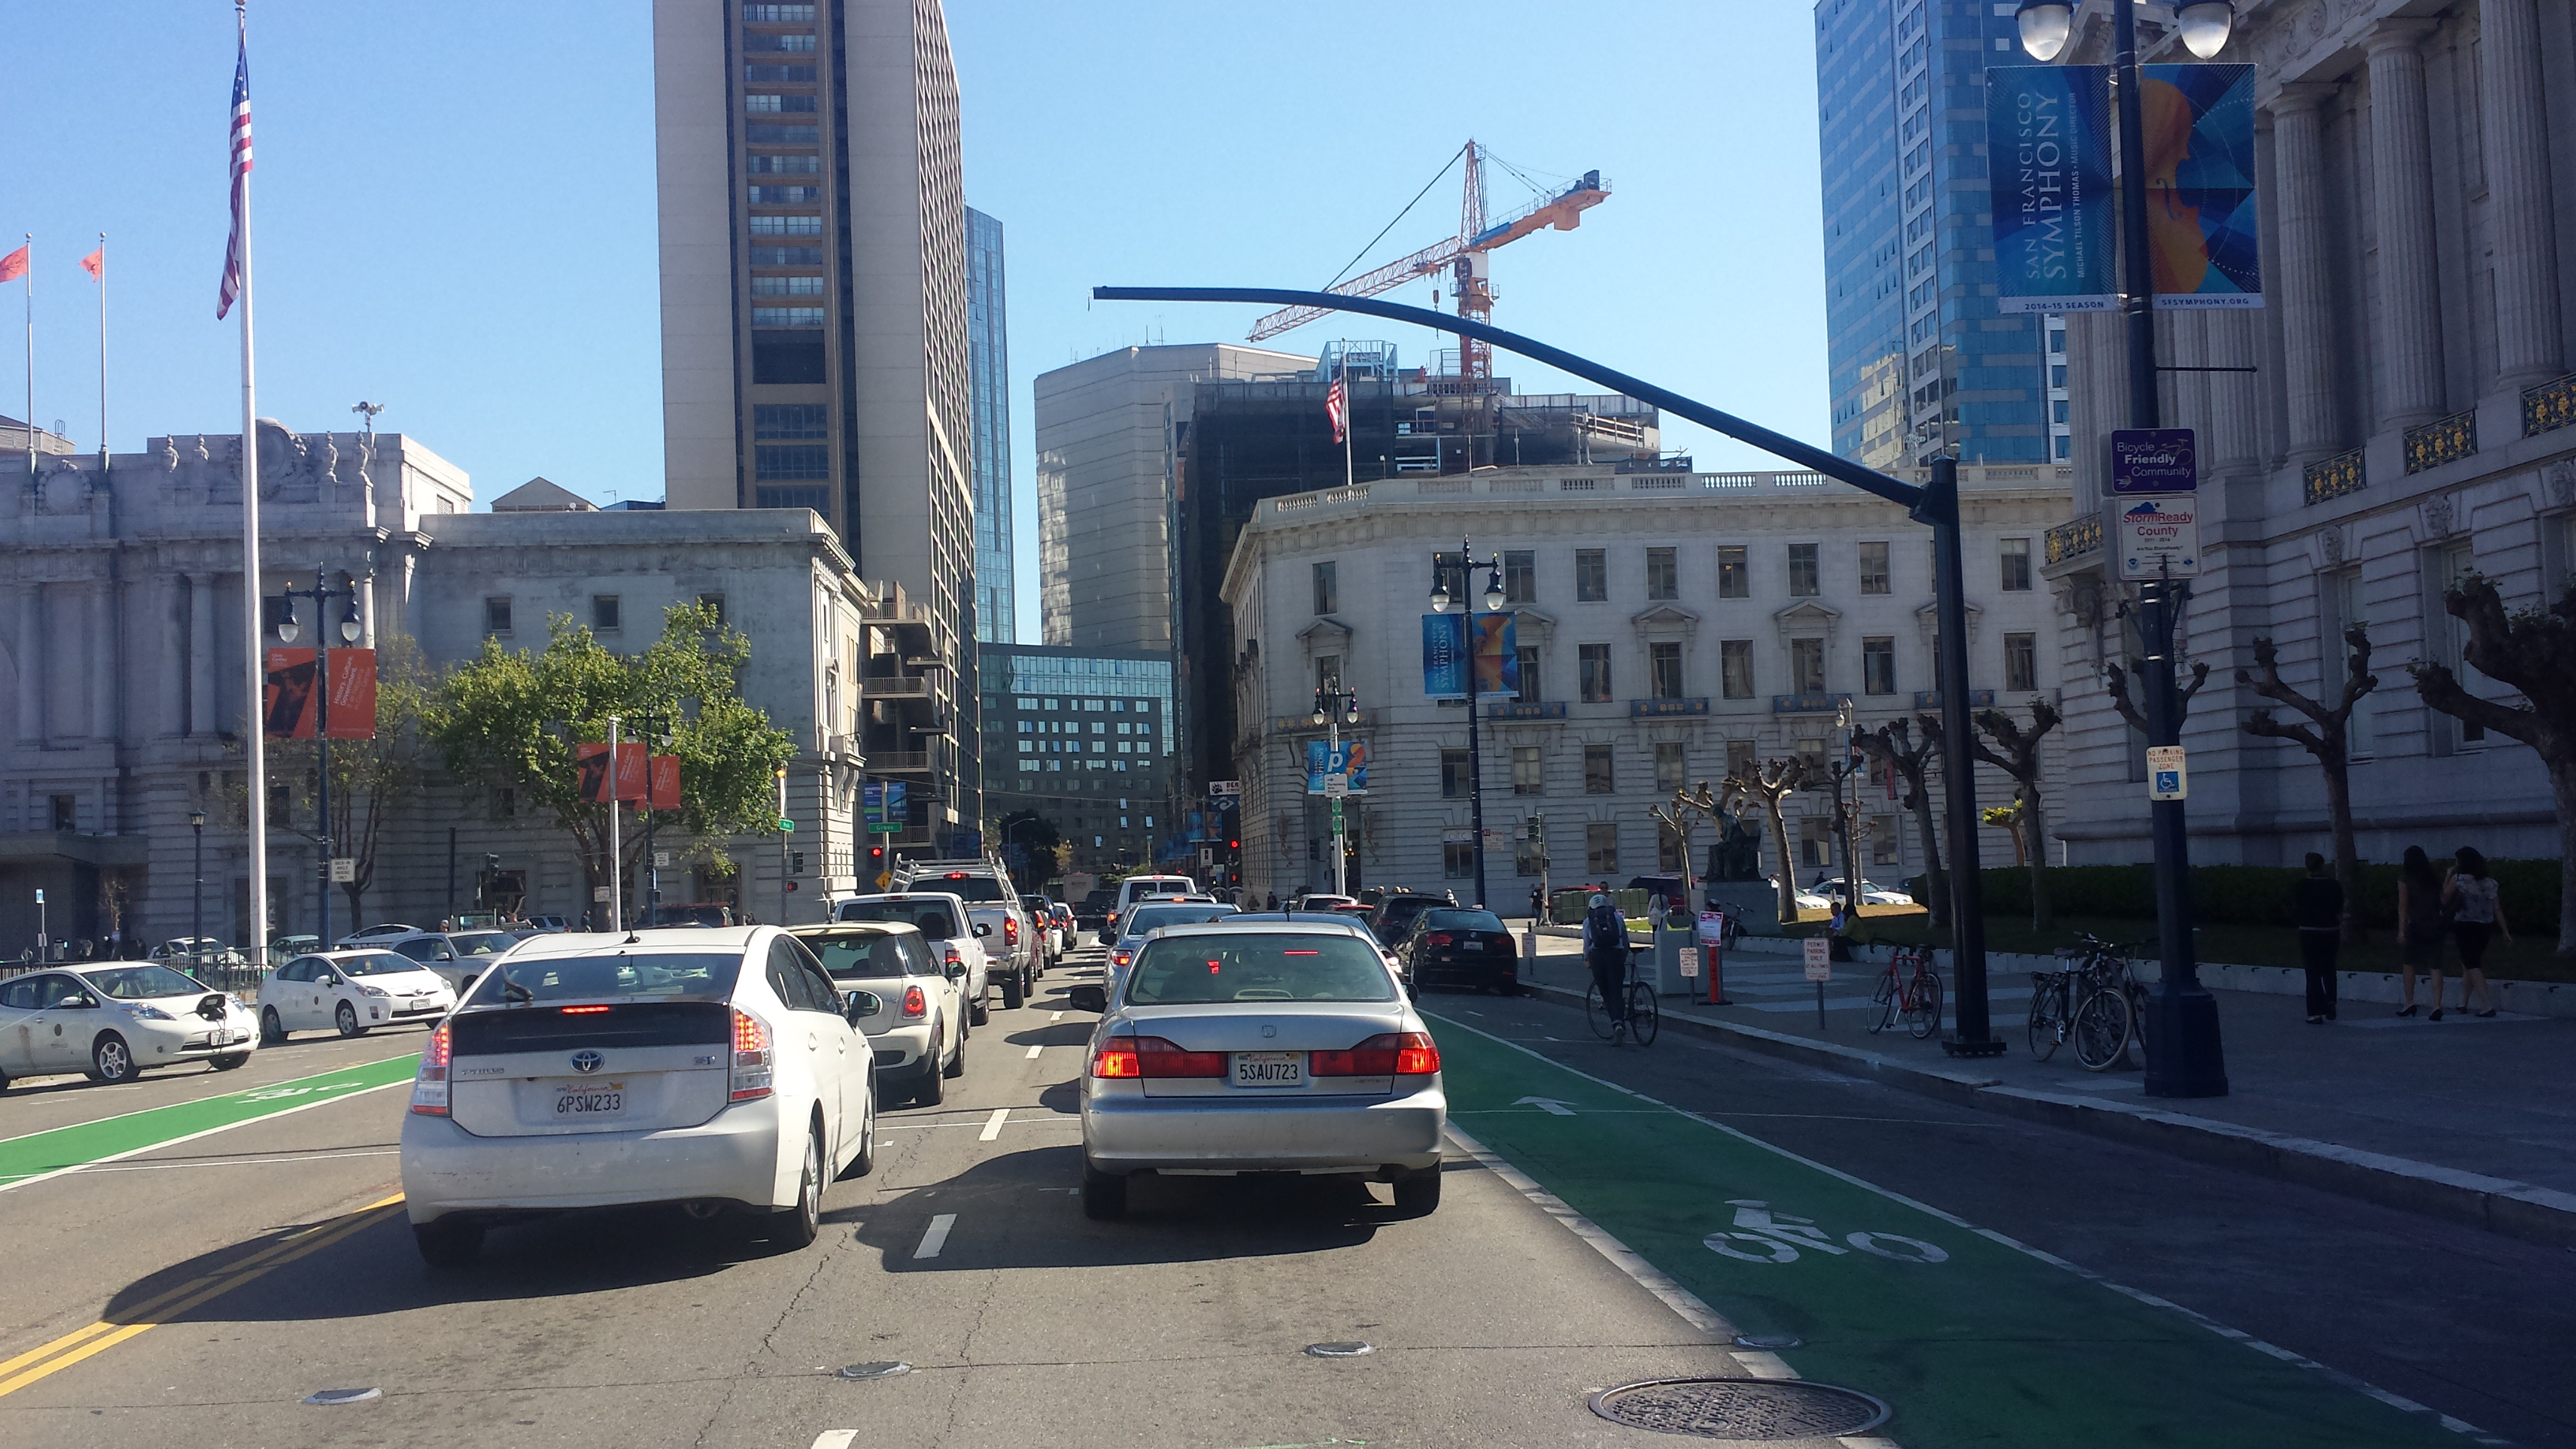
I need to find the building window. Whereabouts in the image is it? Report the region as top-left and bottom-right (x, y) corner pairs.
(746, 183), (823, 204)
(1873, 816), (1901, 867)
(1444, 840), (1476, 879)
(746, 153), (822, 174)
(1863, 637), (1896, 696)
(2001, 537), (2033, 592)
(743, 3), (817, 19)
(1654, 742), (1685, 793)
(1721, 639), (1754, 699)
(1513, 746), (1544, 795)
(2050, 363), (2068, 388)
(698, 593), (726, 625)
(751, 275), (826, 296)
(1859, 541), (1891, 595)
(484, 597), (513, 637)
(592, 595), (622, 635)
(1312, 560), (1337, 615)
(1586, 822), (1619, 874)
(748, 215), (824, 236)
(1788, 542), (1821, 597)
(1649, 642), (1684, 699)
(1576, 549), (1608, 601)
(1646, 547), (1679, 601)
(747, 242), (823, 264)
(2055, 435), (2072, 459)
(1442, 749), (1473, 798)
(755, 485), (829, 512)
(2004, 631), (2038, 694)
(1316, 654), (1341, 692)
(1585, 744), (1616, 795)
(752, 306), (826, 327)
(743, 93), (818, 114)
(1659, 821), (1688, 872)
(1579, 644), (1612, 702)
(1514, 838), (1545, 878)
(1504, 550), (1536, 604)
(1727, 739), (1758, 781)
(1717, 545), (1749, 599)
(742, 31), (818, 52)
(50, 794), (76, 831)
(1516, 646), (1542, 702)
(1792, 637), (1825, 695)
(755, 444), (830, 479)
(1800, 815), (1833, 868)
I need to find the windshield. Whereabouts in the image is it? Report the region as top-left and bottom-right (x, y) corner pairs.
(839, 900), (961, 938)
(1124, 904), (1240, 938)
(339, 953), (425, 976)
(1424, 910), (1507, 932)
(84, 964), (210, 999)
(797, 932), (920, 979)
(466, 951), (744, 1006)
(448, 932), (517, 957)
(1125, 933), (1398, 1005)
(921, 874), (1008, 902)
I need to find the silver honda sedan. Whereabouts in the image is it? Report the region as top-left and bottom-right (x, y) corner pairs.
(1076, 923), (1445, 1221)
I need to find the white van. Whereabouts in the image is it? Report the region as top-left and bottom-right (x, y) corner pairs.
(1105, 874), (1198, 943)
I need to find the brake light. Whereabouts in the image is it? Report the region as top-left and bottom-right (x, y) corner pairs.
(901, 984), (927, 1020)
(409, 1023), (451, 1115)
(1135, 1035), (1226, 1076)
(1394, 1032), (1441, 1075)
(1311, 1032), (1440, 1077)
(945, 945), (963, 968)
(945, 872), (967, 879)
(1425, 933), (1454, 947)
(1092, 1035), (1142, 1078)
(560, 1005), (611, 1015)
(731, 1008), (774, 1102)
(1110, 949), (1133, 969)
(1005, 916), (1019, 945)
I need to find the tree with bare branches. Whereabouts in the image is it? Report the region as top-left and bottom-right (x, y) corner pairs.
(1719, 758), (1808, 924)
(2237, 627), (2378, 942)
(2102, 657), (2212, 734)
(1854, 718), (1945, 928)
(1973, 697), (2062, 928)
(2412, 575), (2576, 953)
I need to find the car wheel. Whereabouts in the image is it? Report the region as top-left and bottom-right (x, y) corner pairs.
(92, 1032), (141, 1085)
(915, 1052), (946, 1106)
(1001, 968), (1025, 1010)
(1393, 1165), (1442, 1217)
(414, 1218), (484, 1269)
(1081, 1162), (1128, 1221)
(210, 1052), (251, 1071)
(769, 1125), (822, 1251)
(260, 1006), (286, 1045)
(335, 1002), (365, 1038)
(0, 1067), (11, 1095)
(837, 1094), (876, 1181)
(942, 1029), (967, 1079)
(970, 995), (990, 1026)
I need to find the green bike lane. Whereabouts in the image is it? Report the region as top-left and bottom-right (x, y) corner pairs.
(0, 1052), (420, 1191)
(1422, 1007), (2489, 1449)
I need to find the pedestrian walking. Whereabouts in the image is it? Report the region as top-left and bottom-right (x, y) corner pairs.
(1581, 892), (1632, 1043)
(2292, 852), (2340, 1023)
(2436, 847), (2505, 1020)
(2395, 845), (2442, 1016)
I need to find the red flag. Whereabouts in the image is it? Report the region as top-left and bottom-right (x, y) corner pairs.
(78, 249), (102, 281)
(0, 245), (26, 285)
(649, 755), (683, 811)
(576, 743), (649, 803)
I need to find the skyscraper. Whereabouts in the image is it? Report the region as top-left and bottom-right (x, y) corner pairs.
(966, 207), (1013, 644)
(1815, 0), (2065, 470)
(653, 0), (977, 843)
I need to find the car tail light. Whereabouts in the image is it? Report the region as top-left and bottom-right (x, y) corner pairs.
(1393, 1032), (1440, 1075)
(1110, 948), (1133, 969)
(1425, 933), (1454, 947)
(1311, 1032), (1440, 1077)
(1134, 1035), (1226, 1077)
(1005, 916), (1019, 945)
(731, 1008), (774, 1102)
(944, 945), (964, 969)
(901, 984), (927, 1020)
(409, 1023), (451, 1116)
(1091, 1035), (1142, 1078)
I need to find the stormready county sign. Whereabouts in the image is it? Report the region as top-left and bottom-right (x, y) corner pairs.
(2117, 496), (2200, 581)
(2110, 428), (2197, 493)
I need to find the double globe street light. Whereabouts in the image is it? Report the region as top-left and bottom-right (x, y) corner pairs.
(275, 570), (365, 952)
(1428, 544), (1508, 909)
(1311, 683), (1363, 900)
(2012, 0), (2234, 63)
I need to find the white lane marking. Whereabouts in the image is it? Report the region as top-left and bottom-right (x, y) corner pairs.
(1023, 1044), (1043, 1060)
(1050, 1010), (1064, 1021)
(912, 1212), (957, 1259)
(1515, 1095), (1578, 1117)
(75, 1148), (400, 1174)
(1424, 1007), (2512, 1447)
(0, 1079), (412, 1197)
(812, 1432), (859, 1449)
(978, 1108), (1009, 1141)
(1732, 1350), (1797, 1379)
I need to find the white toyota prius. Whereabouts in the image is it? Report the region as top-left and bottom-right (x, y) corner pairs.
(256, 950), (457, 1042)
(399, 927), (878, 1266)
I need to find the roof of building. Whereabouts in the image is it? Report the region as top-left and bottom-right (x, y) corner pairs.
(489, 477), (595, 512)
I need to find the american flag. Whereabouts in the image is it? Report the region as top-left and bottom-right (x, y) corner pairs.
(215, 18), (252, 320)
(1325, 373), (1348, 445)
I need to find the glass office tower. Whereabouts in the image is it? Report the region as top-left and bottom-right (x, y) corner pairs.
(967, 207), (1015, 644)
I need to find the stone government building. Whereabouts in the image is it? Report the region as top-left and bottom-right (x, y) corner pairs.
(0, 421), (935, 955)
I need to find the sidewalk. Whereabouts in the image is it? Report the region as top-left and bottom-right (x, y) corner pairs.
(1517, 931), (2576, 1249)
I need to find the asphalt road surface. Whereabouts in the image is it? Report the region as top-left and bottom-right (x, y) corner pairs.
(1, 945), (2566, 1449)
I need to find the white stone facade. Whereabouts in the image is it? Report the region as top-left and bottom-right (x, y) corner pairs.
(1221, 464), (2072, 903)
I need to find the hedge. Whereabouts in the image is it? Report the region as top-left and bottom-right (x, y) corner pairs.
(1904, 859), (2562, 934)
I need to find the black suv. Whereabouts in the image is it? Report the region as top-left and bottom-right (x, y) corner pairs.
(1367, 891), (1455, 946)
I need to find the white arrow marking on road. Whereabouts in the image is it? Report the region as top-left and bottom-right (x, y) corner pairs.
(1050, 1010), (1064, 1021)
(811, 1432), (859, 1449)
(1024, 1043), (1043, 1060)
(1515, 1096), (1578, 1117)
(913, 1213), (956, 1259)
(978, 1108), (1009, 1141)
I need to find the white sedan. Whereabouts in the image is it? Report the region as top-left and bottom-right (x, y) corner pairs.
(257, 950), (457, 1043)
(0, 964), (259, 1088)
(399, 927), (878, 1266)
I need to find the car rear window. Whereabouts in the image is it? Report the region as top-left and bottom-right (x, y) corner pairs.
(464, 950), (743, 1005)
(340, 953), (423, 976)
(1423, 910), (1507, 932)
(915, 874), (1007, 902)
(838, 900), (963, 938)
(448, 932), (516, 957)
(1124, 904), (1239, 937)
(1125, 934), (1398, 1005)
(799, 932), (922, 979)
(82, 964), (209, 999)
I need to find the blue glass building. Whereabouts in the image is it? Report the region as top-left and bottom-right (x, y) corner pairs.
(966, 207), (1015, 642)
(1815, 0), (2070, 470)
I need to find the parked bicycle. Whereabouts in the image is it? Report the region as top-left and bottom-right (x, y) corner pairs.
(1585, 951), (1661, 1046)
(1865, 941), (1942, 1039)
(2029, 934), (2147, 1070)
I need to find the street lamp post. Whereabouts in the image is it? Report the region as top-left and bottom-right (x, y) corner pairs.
(275, 567), (363, 950)
(2016, 0), (2232, 1097)
(1429, 542), (1508, 908)
(1832, 699), (1860, 917)
(189, 808), (208, 974)
(1311, 683), (1362, 899)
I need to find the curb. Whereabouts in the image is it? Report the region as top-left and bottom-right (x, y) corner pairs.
(1518, 976), (2576, 1251)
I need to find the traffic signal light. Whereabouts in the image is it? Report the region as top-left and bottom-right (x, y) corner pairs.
(790, 850), (805, 875)
(867, 844), (886, 866)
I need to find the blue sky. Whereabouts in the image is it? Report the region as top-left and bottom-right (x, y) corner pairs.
(5, 2), (1827, 644)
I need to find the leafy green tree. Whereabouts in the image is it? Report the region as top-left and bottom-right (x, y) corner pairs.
(428, 602), (797, 919)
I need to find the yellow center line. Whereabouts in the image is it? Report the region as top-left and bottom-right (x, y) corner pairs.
(0, 1193), (404, 1398)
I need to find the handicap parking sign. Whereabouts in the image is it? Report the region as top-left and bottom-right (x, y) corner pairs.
(2147, 746), (2187, 802)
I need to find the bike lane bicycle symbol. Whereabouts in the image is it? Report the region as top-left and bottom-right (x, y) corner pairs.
(1703, 1200), (1950, 1264)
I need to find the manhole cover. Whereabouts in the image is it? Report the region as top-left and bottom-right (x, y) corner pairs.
(301, 1387), (382, 1406)
(1303, 1341), (1375, 1357)
(838, 1361), (911, 1380)
(1589, 1378), (1888, 1440)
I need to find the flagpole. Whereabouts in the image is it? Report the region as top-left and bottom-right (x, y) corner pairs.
(20, 234), (30, 492)
(234, 1), (269, 967)
(1342, 346), (1354, 489)
(94, 235), (106, 471)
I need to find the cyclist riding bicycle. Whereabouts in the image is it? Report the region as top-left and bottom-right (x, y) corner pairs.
(1582, 893), (1633, 1039)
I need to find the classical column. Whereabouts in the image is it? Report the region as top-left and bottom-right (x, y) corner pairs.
(2269, 85), (2342, 462)
(2207, 309), (2264, 479)
(2480, 0), (2567, 388)
(2365, 23), (2447, 429)
(89, 578), (117, 745)
(12, 584), (40, 743)
(189, 574), (218, 737)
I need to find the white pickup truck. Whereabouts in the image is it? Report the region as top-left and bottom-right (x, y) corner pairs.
(893, 862), (1037, 1009)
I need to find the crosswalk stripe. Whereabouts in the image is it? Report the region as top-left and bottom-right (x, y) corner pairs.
(978, 1107), (1009, 1140)
(912, 1213), (957, 1259)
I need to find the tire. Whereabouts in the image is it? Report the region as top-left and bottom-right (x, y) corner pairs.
(2073, 987), (2134, 1071)
(0, 1068), (11, 1095)
(1392, 1165), (1442, 1217)
(914, 1052), (946, 1106)
(210, 1051), (251, 1071)
(2028, 979), (2065, 1061)
(260, 1006), (286, 1045)
(969, 990), (990, 1027)
(1627, 987), (1661, 1046)
(942, 1029), (966, 1078)
(1907, 970), (1943, 1040)
(769, 1125), (822, 1251)
(414, 1219), (484, 1269)
(335, 1001), (365, 1038)
(1584, 979), (1615, 1041)
(1081, 1162), (1128, 1221)
(1001, 968), (1025, 1010)
(92, 1032), (141, 1084)
(1866, 969), (1898, 1035)
(837, 1094), (876, 1181)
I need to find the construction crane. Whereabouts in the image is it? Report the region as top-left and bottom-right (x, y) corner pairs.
(1249, 140), (1608, 386)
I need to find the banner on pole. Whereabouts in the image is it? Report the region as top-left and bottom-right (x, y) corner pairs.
(1421, 612), (1517, 699)
(1421, 613), (1467, 700)
(261, 648), (377, 739)
(1472, 611), (1518, 695)
(576, 742), (648, 802)
(1986, 66), (2116, 314)
(648, 754), (682, 811)
(1305, 738), (1370, 794)
(2143, 63), (2262, 309)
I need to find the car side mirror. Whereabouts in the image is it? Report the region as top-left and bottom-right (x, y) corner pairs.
(944, 961), (967, 981)
(436, 951), (455, 961)
(844, 990), (881, 1024)
(973, 922), (993, 938)
(1068, 984), (1107, 1013)
(319, 974), (339, 987)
